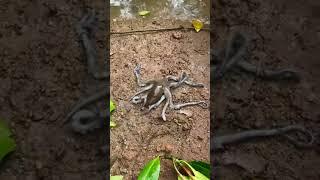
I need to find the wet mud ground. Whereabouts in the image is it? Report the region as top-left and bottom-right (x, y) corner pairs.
(0, 0), (108, 179)
(212, 0), (320, 179)
(110, 20), (210, 179)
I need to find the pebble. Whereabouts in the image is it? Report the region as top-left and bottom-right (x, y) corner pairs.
(172, 32), (183, 39)
(35, 161), (43, 169)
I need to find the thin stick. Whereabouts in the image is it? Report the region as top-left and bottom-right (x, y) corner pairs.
(110, 27), (210, 36)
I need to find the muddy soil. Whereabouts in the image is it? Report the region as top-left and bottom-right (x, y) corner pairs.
(212, 0), (320, 179)
(110, 20), (210, 179)
(0, 1), (108, 179)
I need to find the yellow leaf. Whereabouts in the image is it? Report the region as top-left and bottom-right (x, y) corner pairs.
(110, 175), (123, 180)
(110, 120), (117, 128)
(138, 10), (150, 16)
(173, 159), (209, 180)
(192, 19), (203, 32)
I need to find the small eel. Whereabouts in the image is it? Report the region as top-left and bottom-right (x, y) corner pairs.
(130, 64), (208, 121)
(63, 9), (108, 132)
(212, 125), (315, 151)
(62, 89), (108, 125)
(71, 109), (106, 134)
(77, 9), (108, 80)
(212, 32), (300, 81)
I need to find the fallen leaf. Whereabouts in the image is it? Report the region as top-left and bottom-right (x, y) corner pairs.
(138, 10), (150, 16)
(110, 100), (116, 113)
(173, 158), (209, 180)
(110, 120), (117, 128)
(110, 175), (123, 180)
(192, 19), (203, 32)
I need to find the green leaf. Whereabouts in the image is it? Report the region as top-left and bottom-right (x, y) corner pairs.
(138, 10), (150, 16)
(0, 119), (12, 137)
(138, 156), (161, 180)
(110, 175), (123, 180)
(189, 161), (210, 178)
(0, 119), (16, 162)
(110, 100), (116, 113)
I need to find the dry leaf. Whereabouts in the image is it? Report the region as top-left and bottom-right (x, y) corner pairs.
(138, 11), (150, 16)
(192, 19), (203, 32)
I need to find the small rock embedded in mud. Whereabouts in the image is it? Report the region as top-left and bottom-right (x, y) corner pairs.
(182, 124), (191, 131)
(122, 150), (137, 161)
(164, 144), (174, 153)
(32, 111), (44, 121)
(172, 32), (183, 39)
(152, 21), (161, 26)
(120, 168), (128, 174)
(156, 144), (174, 153)
(197, 135), (204, 141)
(221, 151), (266, 174)
(35, 161), (43, 169)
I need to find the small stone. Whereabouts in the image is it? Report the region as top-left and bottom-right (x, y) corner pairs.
(163, 144), (174, 153)
(35, 161), (43, 169)
(32, 112), (44, 121)
(172, 32), (183, 39)
(156, 144), (174, 153)
(122, 150), (137, 161)
(197, 136), (204, 141)
(27, 111), (33, 118)
(48, 20), (54, 26)
(182, 124), (191, 131)
(120, 168), (128, 174)
(152, 21), (160, 25)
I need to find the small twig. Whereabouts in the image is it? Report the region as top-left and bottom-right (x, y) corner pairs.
(110, 27), (210, 36)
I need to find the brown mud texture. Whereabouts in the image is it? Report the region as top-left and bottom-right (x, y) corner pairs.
(212, 0), (320, 179)
(110, 20), (210, 179)
(0, 1), (107, 179)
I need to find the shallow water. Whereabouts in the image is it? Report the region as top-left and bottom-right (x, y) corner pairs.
(110, 0), (210, 23)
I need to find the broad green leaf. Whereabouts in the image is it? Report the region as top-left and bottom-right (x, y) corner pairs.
(0, 119), (16, 162)
(110, 120), (117, 128)
(110, 175), (123, 180)
(138, 10), (150, 16)
(191, 19), (203, 32)
(138, 156), (161, 180)
(173, 159), (209, 180)
(0, 119), (11, 137)
(110, 100), (116, 113)
(0, 135), (16, 161)
(189, 161), (210, 178)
